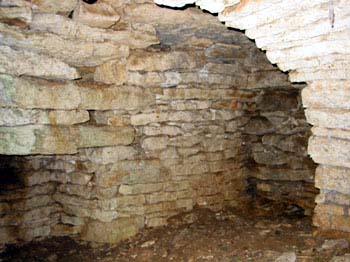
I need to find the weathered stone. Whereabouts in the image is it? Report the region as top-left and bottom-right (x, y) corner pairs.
(0, 108), (89, 126)
(3, 78), (152, 110)
(130, 112), (168, 126)
(262, 134), (307, 154)
(0, 0), (32, 7)
(245, 117), (274, 135)
(302, 81), (350, 110)
(308, 136), (350, 168)
(81, 217), (142, 243)
(143, 126), (183, 136)
(0, 23), (129, 67)
(0, 125), (76, 155)
(127, 51), (196, 72)
(73, 1), (120, 28)
(84, 146), (137, 164)
(94, 60), (128, 85)
(0, 46), (79, 80)
(0, 75), (81, 110)
(142, 137), (168, 151)
(251, 167), (314, 182)
(79, 84), (155, 110)
(0, 6), (32, 24)
(119, 183), (163, 195)
(252, 144), (288, 166)
(306, 108), (350, 129)
(315, 165), (350, 195)
(77, 126), (135, 148)
(31, 13), (159, 49)
(31, 0), (77, 13)
(274, 252), (296, 262)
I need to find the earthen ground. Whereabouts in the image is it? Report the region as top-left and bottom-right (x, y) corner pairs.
(2, 204), (349, 262)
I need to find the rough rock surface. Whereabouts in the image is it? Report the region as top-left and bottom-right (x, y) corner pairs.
(0, 0), (319, 249)
(155, 0), (350, 236)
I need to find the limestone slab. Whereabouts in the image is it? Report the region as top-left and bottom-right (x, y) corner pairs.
(0, 46), (79, 80)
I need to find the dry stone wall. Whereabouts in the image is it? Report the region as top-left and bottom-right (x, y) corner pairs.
(0, 0), (314, 247)
(156, 0), (350, 232)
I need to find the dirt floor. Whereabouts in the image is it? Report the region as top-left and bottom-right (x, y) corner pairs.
(1, 205), (350, 262)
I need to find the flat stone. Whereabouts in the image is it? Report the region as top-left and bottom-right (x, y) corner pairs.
(322, 239), (349, 250)
(79, 84), (155, 110)
(0, 76), (155, 110)
(31, 13), (159, 49)
(274, 252), (296, 262)
(0, 75), (81, 109)
(0, 6), (32, 24)
(80, 217), (142, 243)
(0, 46), (79, 80)
(77, 126), (135, 148)
(306, 108), (350, 129)
(262, 134), (307, 154)
(31, 0), (77, 13)
(84, 146), (137, 164)
(94, 60), (128, 85)
(0, 125), (76, 155)
(127, 51), (196, 72)
(302, 81), (350, 110)
(0, 0), (32, 7)
(142, 137), (168, 151)
(308, 136), (350, 168)
(0, 23), (129, 67)
(73, 1), (120, 28)
(245, 117), (274, 135)
(315, 165), (350, 194)
(0, 108), (89, 126)
(252, 143), (288, 166)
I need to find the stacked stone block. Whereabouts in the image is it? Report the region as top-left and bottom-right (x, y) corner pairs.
(0, 0), (315, 248)
(156, 0), (350, 232)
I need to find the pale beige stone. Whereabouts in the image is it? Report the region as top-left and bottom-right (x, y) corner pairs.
(79, 85), (155, 110)
(31, 13), (159, 49)
(302, 81), (350, 110)
(81, 217), (142, 243)
(0, 108), (89, 126)
(33, 126), (78, 155)
(0, 46), (79, 80)
(0, 0), (32, 7)
(315, 165), (350, 195)
(142, 136), (168, 151)
(127, 51), (196, 72)
(143, 126), (183, 136)
(306, 108), (350, 129)
(77, 126), (135, 148)
(73, 1), (120, 28)
(84, 146), (137, 164)
(0, 23), (129, 67)
(0, 6), (32, 23)
(308, 136), (350, 168)
(32, 0), (77, 13)
(94, 60), (128, 85)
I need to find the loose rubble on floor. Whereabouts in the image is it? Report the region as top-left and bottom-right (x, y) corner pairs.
(1, 207), (350, 262)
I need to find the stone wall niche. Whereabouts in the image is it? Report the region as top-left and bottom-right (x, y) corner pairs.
(0, 0), (318, 249)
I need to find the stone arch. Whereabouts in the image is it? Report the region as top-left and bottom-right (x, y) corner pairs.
(154, 0), (350, 232)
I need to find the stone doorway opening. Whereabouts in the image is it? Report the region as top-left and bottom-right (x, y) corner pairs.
(0, 0), (339, 260)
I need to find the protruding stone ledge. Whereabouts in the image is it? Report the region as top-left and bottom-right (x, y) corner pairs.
(0, 46), (79, 80)
(0, 23), (129, 67)
(0, 75), (155, 110)
(0, 125), (135, 155)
